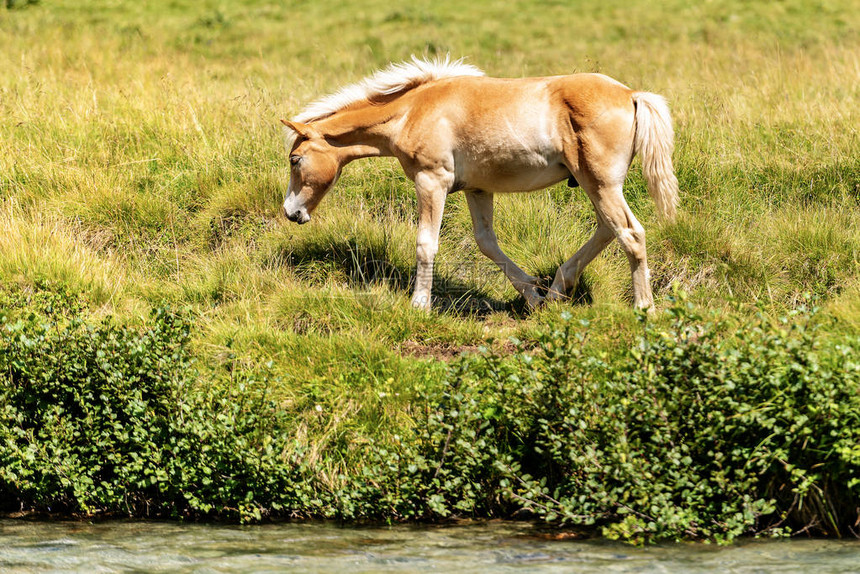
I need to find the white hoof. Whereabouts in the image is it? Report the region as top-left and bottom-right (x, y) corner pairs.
(634, 299), (655, 313)
(410, 293), (432, 311)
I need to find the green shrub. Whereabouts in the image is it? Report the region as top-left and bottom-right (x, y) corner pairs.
(0, 289), (313, 521)
(1, 286), (858, 542)
(376, 296), (860, 542)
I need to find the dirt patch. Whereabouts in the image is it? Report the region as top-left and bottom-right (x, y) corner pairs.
(399, 341), (482, 360)
(398, 340), (518, 360)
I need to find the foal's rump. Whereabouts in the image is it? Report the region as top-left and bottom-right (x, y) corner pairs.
(552, 73), (679, 221)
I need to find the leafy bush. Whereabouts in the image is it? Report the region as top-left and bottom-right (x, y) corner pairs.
(376, 295), (860, 542)
(1, 286), (858, 542)
(0, 288), (313, 521)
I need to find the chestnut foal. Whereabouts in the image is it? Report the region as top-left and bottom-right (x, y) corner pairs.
(281, 57), (678, 310)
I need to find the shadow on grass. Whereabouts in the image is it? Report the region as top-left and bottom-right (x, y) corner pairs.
(267, 238), (595, 318)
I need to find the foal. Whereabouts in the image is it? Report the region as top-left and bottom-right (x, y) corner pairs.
(281, 57), (679, 310)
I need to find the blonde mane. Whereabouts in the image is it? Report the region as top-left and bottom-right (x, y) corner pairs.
(293, 56), (484, 124)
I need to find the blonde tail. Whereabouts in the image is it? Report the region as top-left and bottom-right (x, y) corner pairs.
(632, 92), (679, 221)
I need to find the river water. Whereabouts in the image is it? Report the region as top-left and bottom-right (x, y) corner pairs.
(1, 519), (859, 573)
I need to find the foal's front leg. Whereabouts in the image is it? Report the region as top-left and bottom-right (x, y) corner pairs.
(465, 191), (544, 309)
(410, 171), (451, 310)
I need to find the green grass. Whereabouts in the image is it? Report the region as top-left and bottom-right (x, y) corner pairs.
(1, 0), (859, 528)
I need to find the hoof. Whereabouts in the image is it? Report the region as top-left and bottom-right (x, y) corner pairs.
(634, 301), (656, 314)
(543, 281), (569, 304)
(410, 293), (432, 311)
(522, 285), (545, 310)
(544, 290), (566, 304)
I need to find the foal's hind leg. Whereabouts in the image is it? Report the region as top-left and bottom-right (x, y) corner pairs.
(465, 190), (543, 309)
(587, 184), (654, 309)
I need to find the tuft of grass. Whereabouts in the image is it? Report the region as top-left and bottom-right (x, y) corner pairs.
(0, 200), (127, 306)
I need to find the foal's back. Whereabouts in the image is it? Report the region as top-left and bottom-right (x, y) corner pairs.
(406, 72), (633, 119)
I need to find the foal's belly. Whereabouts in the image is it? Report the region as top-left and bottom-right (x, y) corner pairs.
(455, 149), (570, 193)
(452, 108), (570, 193)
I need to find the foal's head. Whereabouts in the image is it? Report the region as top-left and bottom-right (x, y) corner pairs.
(280, 120), (340, 224)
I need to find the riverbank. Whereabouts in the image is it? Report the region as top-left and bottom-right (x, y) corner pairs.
(2, 291), (858, 542)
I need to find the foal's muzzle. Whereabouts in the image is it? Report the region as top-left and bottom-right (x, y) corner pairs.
(283, 205), (310, 224)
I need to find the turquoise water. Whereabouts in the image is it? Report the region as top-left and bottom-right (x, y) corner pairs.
(2, 519), (859, 573)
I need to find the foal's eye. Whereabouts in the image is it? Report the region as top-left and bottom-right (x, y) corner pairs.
(289, 155), (302, 166)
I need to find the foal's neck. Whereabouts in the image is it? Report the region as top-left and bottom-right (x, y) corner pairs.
(314, 100), (403, 162)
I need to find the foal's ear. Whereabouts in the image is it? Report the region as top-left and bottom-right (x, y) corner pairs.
(280, 119), (313, 139)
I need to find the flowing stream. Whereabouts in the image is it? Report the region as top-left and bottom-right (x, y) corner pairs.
(2, 519), (859, 573)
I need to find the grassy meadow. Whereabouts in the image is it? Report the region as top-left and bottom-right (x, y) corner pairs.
(1, 0), (859, 537)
